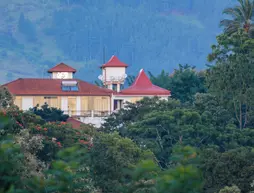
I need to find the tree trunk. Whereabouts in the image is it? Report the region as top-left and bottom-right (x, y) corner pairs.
(239, 102), (243, 130)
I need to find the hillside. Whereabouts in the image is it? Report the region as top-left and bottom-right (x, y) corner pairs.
(0, 0), (236, 83)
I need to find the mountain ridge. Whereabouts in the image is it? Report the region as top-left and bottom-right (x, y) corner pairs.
(0, 0), (236, 84)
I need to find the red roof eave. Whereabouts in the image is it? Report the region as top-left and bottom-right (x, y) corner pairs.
(115, 92), (171, 96)
(3, 78), (114, 96)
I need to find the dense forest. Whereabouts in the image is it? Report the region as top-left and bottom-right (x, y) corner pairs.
(0, 0), (236, 83)
(1, 0), (254, 193)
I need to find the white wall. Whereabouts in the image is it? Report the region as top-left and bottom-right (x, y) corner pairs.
(52, 72), (73, 79)
(61, 97), (68, 114)
(79, 117), (106, 128)
(22, 97), (33, 110)
(102, 67), (126, 82)
(113, 95), (169, 103)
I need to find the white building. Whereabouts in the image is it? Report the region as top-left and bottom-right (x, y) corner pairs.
(3, 55), (171, 127)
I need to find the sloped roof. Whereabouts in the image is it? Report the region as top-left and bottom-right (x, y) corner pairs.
(66, 117), (83, 129)
(100, 55), (128, 68)
(119, 69), (171, 96)
(3, 78), (114, 96)
(48, 63), (77, 73)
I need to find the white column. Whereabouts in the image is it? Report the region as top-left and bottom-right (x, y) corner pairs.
(108, 97), (111, 114)
(111, 95), (114, 112)
(76, 96), (81, 116)
(108, 84), (112, 90)
(61, 97), (68, 114)
(22, 97), (33, 110)
(117, 100), (121, 110)
(117, 84), (120, 92)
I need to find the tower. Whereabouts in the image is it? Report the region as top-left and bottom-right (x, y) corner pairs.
(98, 55), (128, 92)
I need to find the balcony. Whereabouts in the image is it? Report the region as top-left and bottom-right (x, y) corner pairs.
(65, 110), (111, 118)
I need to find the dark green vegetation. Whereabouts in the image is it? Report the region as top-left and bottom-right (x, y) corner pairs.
(1, 0), (254, 192)
(0, 0), (235, 83)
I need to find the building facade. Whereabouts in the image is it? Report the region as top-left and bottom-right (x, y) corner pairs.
(3, 56), (171, 127)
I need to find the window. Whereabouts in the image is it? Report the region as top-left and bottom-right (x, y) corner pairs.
(61, 81), (79, 91)
(61, 86), (79, 91)
(70, 86), (79, 91)
(112, 84), (117, 91)
(43, 96), (58, 108)
(113, 100), (118, 110)
(120, 84), (124, 90)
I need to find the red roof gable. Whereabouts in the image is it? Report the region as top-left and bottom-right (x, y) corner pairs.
(119, 69), (171, 96)
(3, 78), (114, 96)
(48, 63), (77, 73)
(66, 117), (83, 129)
(100, 55), (128, 68)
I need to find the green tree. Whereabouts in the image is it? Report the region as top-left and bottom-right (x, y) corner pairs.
(220, 0), (254, 37)
(207, 30), (254, 129)
(201, 147), (254, 193)
(127, 145), (203, 193)
(26, 146), (94, 193)
(148, 70), (171, 90)
(194, 93), (234, 127)
(101, 97), (181, 133)
(219, 185), (241, 193)
(149, 65), (207, 103)
(0, 87), (13, 110)
(94, 80), (105, 87)
(126, 75), (136, 86)
(89, 132), (149, 193)
(30, 103), (69, 122)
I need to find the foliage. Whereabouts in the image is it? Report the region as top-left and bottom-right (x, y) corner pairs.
(30, 103), (69, 122)
(193, 93), (235, 127)
(0, 106), (43, 136)
(29, 121), (91, 163)
(26, 146), (94, 193)
(101, 97), (181, 133)
(94, 80), (105, 87)
(201, 147), (254, 193)
(0, 87), (13, 110)
(89, 132), (149, 193)
(0, 137), (24, 192)
(218, 185), (241, 193)
(126, 75), (136, 86)
(220, 0), (254, 38)
(127, 145), (203, 193)
(149, 64), (207, 103)
(1, 3), (254, 193)
(0, 112), (96, 193)
(207, 30), (254, 129)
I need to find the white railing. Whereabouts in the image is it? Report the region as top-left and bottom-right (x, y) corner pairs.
(66, 110), (111, 118)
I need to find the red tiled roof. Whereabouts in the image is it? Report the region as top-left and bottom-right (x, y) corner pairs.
(48, 63), (77, 73)
(118, 69), (171, 96)
(3, 78), (114, 96)
(100, 55), (128, 68)
(66, 117), (83, 129)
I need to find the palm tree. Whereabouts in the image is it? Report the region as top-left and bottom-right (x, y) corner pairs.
(220, 0), (254, 37)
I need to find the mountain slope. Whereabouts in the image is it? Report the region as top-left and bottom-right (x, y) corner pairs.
(0, 0), (236, 83)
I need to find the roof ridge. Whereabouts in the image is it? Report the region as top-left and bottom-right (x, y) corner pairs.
(130, 68), (153, 88)
(48, 62), (76, 73)
(100, 55), (128, 68)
